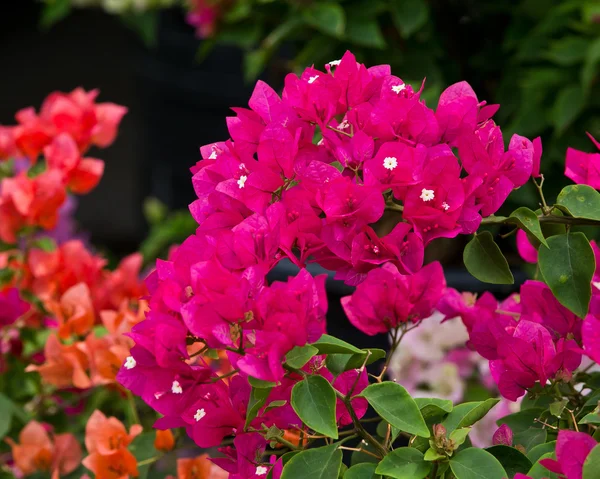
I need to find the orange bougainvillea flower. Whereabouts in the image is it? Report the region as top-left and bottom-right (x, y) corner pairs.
(6, 421), (81, 477)
(6, 421), (53, 475)
(82, 410), (142, 479)
(49, 282), (95, 339)
(176, 454), (213, 479)
(154, 429), (175, 452)
(84, 410), (142, 456)
(26, 334), (91, 389)
(82, 446), (139, 479)
(85, 333), (129, 386)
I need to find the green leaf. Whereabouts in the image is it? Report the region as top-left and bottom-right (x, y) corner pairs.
(549, 398), (568, 417)
(360, 383), (429, 437)
(0, 268), (15, 287)
(40, 0), (71, 29)
(556, 184), (600, 221)
(583, 444), (600, 479)
(582, 37), (600, 90)
(286, 345), (319, 369)
(486, 445), (533, 478)
(508, 207), (548, 247)
(552, 84), (584, 133)
(281, 444), (342, 479)
(120, 12), (159, 48)
(244, 49), (272, 83)
(129, 432), (157, 479)
(345, 18), (386, 49)
(538, 232), (595, 318)
(326, 349), (386, 376)
(414, 398), (453, 423)
(375, 448), (431, 479)
(513, 428), (547, 452)
(0, 394), (13, 439)
(248, 376), (278, 388)
(580, 405), (600, 424)
(442, 399), (500, 432)
(527, 452), (558, 479)
(31, 237), (57, 252)
(312, 335), (364, 355)
(449, 448), (507, 479)
(390, 0), (429, 38)
(245, 386), (272, 429)
(449, 427), (472, 448)
(527, 441), (556, 464)
(302, 4), (346, 38)
(291, 376), (338, 439)
(497, 408), (545, 433)
(344, 463), (380, 479)
(424, 448), (445, 461)
(463, 232), (514, 284)
(545, 36), (589, 66)
(267, 451), (299, 479)
(265, 400), (287, 412)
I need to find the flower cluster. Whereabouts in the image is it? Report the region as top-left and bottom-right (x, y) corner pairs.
(117, 50), (544, 475)
(0, 88), (126, 243)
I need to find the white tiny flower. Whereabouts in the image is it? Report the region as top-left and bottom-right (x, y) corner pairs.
(256, 466), (268, 476)
(594, 281), (600, 291)
(208, 151), (217, 160)
(442, 202), (450, 211)
(239, 163), (246, 170)
(308, 75), (319, 84)
(194, 408), (206, 421)
(124, 356), (136, 370)
(237, 175), (247, 189)
(171, 380), (183, 394)
(420, 188), (435, 202)
(391, 83), (406, 94)
(328, 59), (341, 66)
(338, 120), (350, 130)
(383, 156), (398, 171)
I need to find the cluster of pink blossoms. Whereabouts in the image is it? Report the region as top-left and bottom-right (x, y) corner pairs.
(117, 50), (543, 476)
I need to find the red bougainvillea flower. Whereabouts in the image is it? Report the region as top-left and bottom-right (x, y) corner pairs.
(0, 126), (17, 160)
(341, 261), (445, 335)
(44, 133), (104, 194)
(6, 421), (82, 477)
(540, 430), (597, 479)
(12, 88), (126, 159)
(0, 170), (66, 243)
(565, 132), (600, 188)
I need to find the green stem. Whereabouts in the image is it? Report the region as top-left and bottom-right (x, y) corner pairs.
(335, 389), (387, 458)
(126, 390), (141, 427)
(137, 456), (160, 467)
(272, 435), (301, 451)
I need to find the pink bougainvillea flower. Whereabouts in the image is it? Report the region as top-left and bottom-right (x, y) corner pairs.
(492, 424), (513, 446)
(540, 430), (597, 479)
(583, 313), (600, 364)
(341, 261), (445, 335)
(516, 229), (538, 264)
(0, 287), (29, 327)
(0, 126), (17, 160)
(403, 152), (465, 244)
(436, 81), (481, 146)
(520, 280), (581, 341)
(212, 433), (268, 479)
(565, 132), (600, 188)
